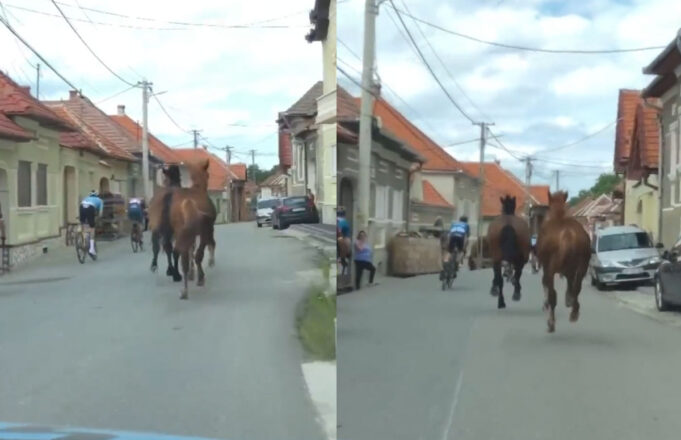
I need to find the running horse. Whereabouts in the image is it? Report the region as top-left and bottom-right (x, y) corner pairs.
(149, 165), (182, 280)
(486, 195), (531, 309)
(167, 158), (216, 299)
(536, 191), (591, 333)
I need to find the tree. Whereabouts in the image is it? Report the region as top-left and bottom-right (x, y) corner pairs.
(568, 173), (621, 206)
(247, 164), (278, 184)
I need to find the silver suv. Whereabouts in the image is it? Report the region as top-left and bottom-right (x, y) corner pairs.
(589, 225), (662, 290)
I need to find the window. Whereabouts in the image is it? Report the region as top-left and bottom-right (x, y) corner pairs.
(374, 185), (389, 219)
(18, 161), (31, 207)
(392, 189), (404, 221)
(37, 164), (47, 206)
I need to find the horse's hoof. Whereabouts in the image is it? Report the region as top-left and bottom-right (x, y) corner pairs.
(566, 296), (574, 308)
(180, 291), (188, 300)
(208, 259), (215, 268)
(151, 264), (157, 273)
(498, 301), (506, 309)
(173, 274), (183, 282)
(197, 278), (205, 287)
(570, 310), (579, 322)
(166, 268), (174, 276)
(512, 291), (521, 301)
(547, 324), (555, 333)
(490, 286), (500, 297)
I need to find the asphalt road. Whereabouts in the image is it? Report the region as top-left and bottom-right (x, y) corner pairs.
(338, 267), (681, 440)
(0, 223), (326, 440)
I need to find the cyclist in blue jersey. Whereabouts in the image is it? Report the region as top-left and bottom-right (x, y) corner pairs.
(79, 190), (103, 257)
(448, 216), (471, 265)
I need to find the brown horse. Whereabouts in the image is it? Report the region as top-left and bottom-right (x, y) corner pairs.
(166, 158), (216, 299)
(486, 195), (531, 309)
(536, 191), (591, 333)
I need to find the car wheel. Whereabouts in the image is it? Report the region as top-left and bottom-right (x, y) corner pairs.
(592, 275), (605, 291)
(655, 276), (670, 311)
(257, 222), (262, 228)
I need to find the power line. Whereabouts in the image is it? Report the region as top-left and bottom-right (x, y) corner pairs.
(533, 120), (618, 155)
(487, 129), (526, 161)
(152, 93), (189, 134)
(391, 7), (667, 54)
(50, 0), (138, 87)
(50, 1), (311, 29)
(338, 38), (362, 62)
(95, 84), (137, 104)
(398, 0), (492, 122)
(389, 0), (476, 123)
(0, 11), (80, 91)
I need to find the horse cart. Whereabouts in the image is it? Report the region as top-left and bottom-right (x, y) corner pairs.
(96, 193), (125, 240)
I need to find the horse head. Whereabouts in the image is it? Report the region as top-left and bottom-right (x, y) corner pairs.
(162, 165), (182, 187)
(499, 195), (516, 215)
(185, 158), (210, 189)
(547, 190), (569, 218)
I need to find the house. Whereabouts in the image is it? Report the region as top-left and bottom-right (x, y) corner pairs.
(172, 148), (248, 223)
(641, 31), (681, 248)
(460, 161), (549, 235)
(613, 89), (661, 242)
(307, 0), (337, 225)
(570, 193), (623, 240)
(258, 167), (287, 199)
(354, 95), (481, 234)
(44, 91), (164, 199)
(337, 86), (425, 274)
(0, 72), (135, 267)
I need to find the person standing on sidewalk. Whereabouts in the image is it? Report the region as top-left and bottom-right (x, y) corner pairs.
(354, 230), (377, 290)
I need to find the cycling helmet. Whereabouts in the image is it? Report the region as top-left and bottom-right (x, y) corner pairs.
(460, 216), (468, 222)
(90, 190), (98, 197)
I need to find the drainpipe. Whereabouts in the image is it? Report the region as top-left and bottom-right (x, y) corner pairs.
(643, 97), (664, 245)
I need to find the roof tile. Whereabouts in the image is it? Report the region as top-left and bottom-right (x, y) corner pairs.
(0, 112), (32, 141)
(422, 180), (453, 208)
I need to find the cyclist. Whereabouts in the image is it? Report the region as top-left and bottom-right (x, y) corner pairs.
(448, 216), (470, 266)
(530, 233), (539, 272)
(79, 190), (103, 258)
(128, 197), (145, 243)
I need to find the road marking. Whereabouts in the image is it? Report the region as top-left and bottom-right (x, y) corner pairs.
(442, 370), (464, 440)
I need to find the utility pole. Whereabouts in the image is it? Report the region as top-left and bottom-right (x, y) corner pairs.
(249, 149), (257, 185)
(225, 146), (233, 223)
(140, 80), (152, 201)
(473, 121), (493, 268)
(35, 63), (40, 98)
(554, 169), (560, 191)
(192, 129), (201, 149)
(358, 0), (378, 232)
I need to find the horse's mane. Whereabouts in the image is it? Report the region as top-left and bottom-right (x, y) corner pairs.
(500, 196), (516, 215)
(547, 191), (569, 220)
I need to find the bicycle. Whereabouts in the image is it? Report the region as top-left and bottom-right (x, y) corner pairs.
(441, 248), (459, 291)
(130, 221), (144, 253)
(75, 224), (97, 264)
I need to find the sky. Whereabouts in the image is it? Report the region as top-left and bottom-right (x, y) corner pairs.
(0, 0), (323, 170)
(338, 0), (681, 198)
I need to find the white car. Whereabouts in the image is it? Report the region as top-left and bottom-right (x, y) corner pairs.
(256, 198), (282, 228)
(589, 225), (663, 290)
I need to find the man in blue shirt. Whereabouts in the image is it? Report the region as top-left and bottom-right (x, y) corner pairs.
(448, 216), (470, 265)
(80, 190), (103, 257)
(337, 207), (351, 238)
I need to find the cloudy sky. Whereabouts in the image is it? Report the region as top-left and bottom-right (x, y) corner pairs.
(0, 0), (323, 169)
(338, 0), (681, 197)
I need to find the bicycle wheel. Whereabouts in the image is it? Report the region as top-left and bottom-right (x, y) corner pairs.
(131, 227), (139, 253)
(75, 232), (86, 264)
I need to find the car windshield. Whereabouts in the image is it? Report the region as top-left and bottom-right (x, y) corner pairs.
(598, 232), (652, 252)
(257, 199), (280, 209)
(284, 197), (307, 207)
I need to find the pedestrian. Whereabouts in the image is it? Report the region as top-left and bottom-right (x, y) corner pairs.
(306, 188), (318, 221)
(337, 207), (352, 273)
(354, 230), (377, 290)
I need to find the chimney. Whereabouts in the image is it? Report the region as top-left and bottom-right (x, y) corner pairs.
(69, 90), (79, 100)
(117, 105), (125, 116)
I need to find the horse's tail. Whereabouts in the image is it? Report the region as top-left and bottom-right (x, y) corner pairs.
(500, 224), (518, 262)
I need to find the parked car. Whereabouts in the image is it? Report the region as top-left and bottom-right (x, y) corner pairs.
(589, 225), (662, 290)
(654, 235), (681, 311)
(272, 196), (318, 230)
(255, 198), (282, 228)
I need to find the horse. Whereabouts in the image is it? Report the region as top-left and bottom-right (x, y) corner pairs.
(166, 158), (216, 299)
(486, 195), (531, 309)
(149, 165), (183, 281)
(536, 191), (591, 333)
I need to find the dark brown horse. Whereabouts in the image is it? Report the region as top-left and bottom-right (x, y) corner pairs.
(486, 195), (531, 309)
(536, 191), (591, 333)
(149, 165), (182, 280)
(167, 158), (216, 299)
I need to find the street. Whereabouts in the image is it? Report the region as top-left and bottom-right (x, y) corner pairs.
(0, 222), (326, 440)
(338, 267), (681, 440)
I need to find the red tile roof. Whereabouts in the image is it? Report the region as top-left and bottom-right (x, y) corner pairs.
(422, 180), (453, 208)
(529, 185), (550, 205)
(460, 161), (541, 217)
(173, 148), (247, 191)
(110, 114), (180, 164)
(0, 112), (32, 141)
(632, 100), (660, 170)
(0, 72), (73, 131)
(353, 96), (462, 172)
(614, 89), (641, 173)
(46, 102), (136, 161)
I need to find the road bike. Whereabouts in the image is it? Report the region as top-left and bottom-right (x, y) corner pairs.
(75, 224), (97, 264)
(130, 221), (144, 253)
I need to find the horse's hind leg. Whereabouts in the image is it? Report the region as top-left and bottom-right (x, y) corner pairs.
(492, 261), (505, 308)
(512, 259), (524, 301)
(542, 270), (557, 332)
(568, 267), (586, 322)
(195, 239), (207, 287)
(150, 230), (160, 272)
(180, 250), (190, 300)
(171, 249), (182, 282)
